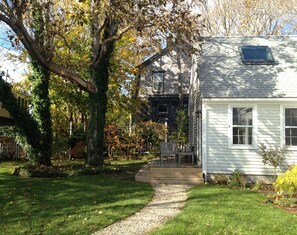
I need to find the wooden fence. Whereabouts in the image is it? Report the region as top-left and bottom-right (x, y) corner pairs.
(0, 137), (26, 160)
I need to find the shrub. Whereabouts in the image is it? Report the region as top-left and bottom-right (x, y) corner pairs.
(213, 175), (228, 185)
(258, 143), (287, 179)
(251, 180), (265, 191)
(104, 122), (165, 159)
(13, 163), (120, 178)
(266, 192), (297, 208)
(274, 165), (297, 195)
(228, 169), (247, 188)
(274, 196), (297, 208)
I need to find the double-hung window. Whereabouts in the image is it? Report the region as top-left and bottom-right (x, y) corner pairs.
(285, 108), (297, 146)
(232, 107), (253, 146)
(152, 71), (164, 92)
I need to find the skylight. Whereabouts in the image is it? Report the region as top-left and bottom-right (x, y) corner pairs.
(240, 46), (275, 65)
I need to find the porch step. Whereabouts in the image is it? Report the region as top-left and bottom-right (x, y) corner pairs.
(135, 164), (150, 182)
(135, 160), (204, 185)
(150, 177), (204, 185)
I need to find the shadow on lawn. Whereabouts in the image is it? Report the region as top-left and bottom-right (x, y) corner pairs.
(0, 168), (152, 234)
(149, 184), (297, 235)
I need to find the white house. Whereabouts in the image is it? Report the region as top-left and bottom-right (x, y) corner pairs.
(189, 36), (297, 182)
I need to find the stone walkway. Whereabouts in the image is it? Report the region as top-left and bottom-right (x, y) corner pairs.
(93, 184), (192, 235)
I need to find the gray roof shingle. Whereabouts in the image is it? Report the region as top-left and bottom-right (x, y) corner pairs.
(200, 36), (297, 98)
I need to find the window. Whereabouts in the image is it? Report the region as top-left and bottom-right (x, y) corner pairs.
(152, 71), (164, 92)
(158, 104), (168, 114)
(240, 46), (275, 65)
(285, 108), (297, 146)
(232, 107), (253, 145)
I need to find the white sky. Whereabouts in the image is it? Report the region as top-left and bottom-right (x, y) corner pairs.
(0, 47), (28, 83)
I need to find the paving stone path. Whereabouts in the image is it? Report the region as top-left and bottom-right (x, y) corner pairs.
(93, 184), (192, 235)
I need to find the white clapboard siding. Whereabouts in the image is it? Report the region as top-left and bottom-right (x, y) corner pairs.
(204, 101), (297, 176)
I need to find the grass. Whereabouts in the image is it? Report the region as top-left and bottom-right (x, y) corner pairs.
(0, 161), (153, 235)
(151, 184), (297, 235)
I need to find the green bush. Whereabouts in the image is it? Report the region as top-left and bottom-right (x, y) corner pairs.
(13, 163), (120, 178)
(251, 180), (265, 191)
(228, 169), (247, 188)
(213, 175), (228, 185)
(274, 165), (297, 195)
(274, 197), (297, 208)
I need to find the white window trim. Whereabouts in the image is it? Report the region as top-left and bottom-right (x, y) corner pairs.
(228, 104), (258, 150)
(281, 105), (297, 150)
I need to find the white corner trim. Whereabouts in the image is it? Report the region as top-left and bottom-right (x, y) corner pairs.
(202, 101), (207, 176)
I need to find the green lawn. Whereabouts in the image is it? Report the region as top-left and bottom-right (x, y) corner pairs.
(0, 161), (153, 235)
(151, 184), (297, 235)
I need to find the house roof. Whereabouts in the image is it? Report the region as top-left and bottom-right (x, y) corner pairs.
(139, 47), (171, 67)
(199, 36), (297, 98)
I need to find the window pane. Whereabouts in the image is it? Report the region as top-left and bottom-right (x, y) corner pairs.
(153, 72), (164, 92)
(292, 137), (297, 146)
(285, 109), (291, 126)
(285, 108), (297, 126)
(233, 127), (252, 145)
(285, 137), (291, 145)
(292, 128), (297, 137)
(285, 128), (291, 136)
(233, 107), (252, 125)
(241, 46), (275, 64)
(285, 128), (297, 146)
(158, 105), (168, 113)
(248, 137), (252, 145)
(233, 108), (239, 125)
(233, 136), (238, 144)
(292, 109), (297, 126)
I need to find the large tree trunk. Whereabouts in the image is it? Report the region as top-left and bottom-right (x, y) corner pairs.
(86, 10), (117, 166)
(29, 61), (52, 166)
(86, 57), (111, 166)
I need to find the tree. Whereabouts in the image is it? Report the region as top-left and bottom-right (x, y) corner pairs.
(258, 143), (287, 179)
(170, 108), (188, 150)
(200, 0), (297, 36)
(0, 76), (44, 164)
(28, 0), (52, 165)
(0, 0), (202, 166)
(0, 0), (53, 166)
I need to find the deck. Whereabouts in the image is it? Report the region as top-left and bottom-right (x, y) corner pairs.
(135, 159), (204, 185)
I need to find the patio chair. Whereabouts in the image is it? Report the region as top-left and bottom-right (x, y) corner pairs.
(160, 142), (177, 162)
(178, 143), (194, 164)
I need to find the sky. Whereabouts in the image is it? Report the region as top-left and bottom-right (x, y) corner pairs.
(0, 47), (28, 83)
(0, 23), (28, 83)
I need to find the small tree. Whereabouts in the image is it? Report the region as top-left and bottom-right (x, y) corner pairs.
(170, 109), (188, 150)
(258, 143), (287, 179)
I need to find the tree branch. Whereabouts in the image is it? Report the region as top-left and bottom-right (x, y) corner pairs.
(0, 13), (96, 93)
